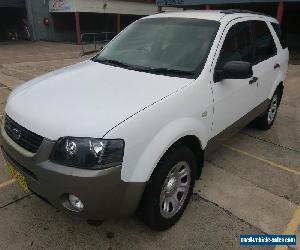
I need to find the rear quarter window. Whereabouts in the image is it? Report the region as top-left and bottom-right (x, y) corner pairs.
(271, 22), (287, 49)
(251, 20), (277, 64)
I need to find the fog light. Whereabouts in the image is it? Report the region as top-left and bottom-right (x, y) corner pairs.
(69, 194), (84, 211)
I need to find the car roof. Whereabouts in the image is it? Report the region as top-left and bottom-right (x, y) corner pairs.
(145, 10), (278, 23)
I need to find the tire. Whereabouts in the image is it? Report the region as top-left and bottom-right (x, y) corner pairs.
(137, 145), (196, 231)
(253, 89), (281, 130)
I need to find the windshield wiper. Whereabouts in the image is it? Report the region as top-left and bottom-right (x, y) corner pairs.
(93, 57), (132, 69)
(144, 67), (195, 76)
(93, 58), (195, 77)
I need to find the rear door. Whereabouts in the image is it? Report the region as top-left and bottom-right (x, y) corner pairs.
(270, 22), (289, 87)
(211, 20), (257, 137)
(250, 20), (279, 104)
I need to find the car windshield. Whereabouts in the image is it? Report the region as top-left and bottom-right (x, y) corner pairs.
(93, 18), (219, 78)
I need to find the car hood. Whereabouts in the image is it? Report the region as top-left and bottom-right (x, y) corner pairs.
(6, 60), (192, 140)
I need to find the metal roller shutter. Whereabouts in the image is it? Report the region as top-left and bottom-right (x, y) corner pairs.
(0, 0), (25, 8)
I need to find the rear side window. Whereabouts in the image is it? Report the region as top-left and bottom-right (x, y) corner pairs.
(216, 21), (253, 70)
(251, 21), (277, 64)
(271, 22), (287, 49)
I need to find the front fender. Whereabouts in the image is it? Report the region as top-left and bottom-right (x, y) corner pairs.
(104, 79), (213, 183)
(130, 118), (208, 182)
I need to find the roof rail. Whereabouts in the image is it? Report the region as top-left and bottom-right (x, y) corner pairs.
(220, 9), (272, 17)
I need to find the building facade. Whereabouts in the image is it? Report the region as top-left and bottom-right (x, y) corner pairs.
(0, 0), (159, 42)
(0, 0), (299, 49)
(157, 0), (300, 49)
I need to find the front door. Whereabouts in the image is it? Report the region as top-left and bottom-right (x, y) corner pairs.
(211, 20), (257, 138)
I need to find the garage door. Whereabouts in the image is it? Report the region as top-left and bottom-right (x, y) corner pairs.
(0, 0), (25, 8)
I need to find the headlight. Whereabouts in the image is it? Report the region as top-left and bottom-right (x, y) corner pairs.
(50, 137), (125, 169)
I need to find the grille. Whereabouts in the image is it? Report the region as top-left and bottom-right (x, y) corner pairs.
(4, 115), (44, 153)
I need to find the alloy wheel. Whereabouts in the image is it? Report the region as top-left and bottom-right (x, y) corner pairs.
(159, 161), (191, 219)
(268, 94), (278, 124)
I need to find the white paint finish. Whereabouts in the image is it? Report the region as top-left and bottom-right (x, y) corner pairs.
(105, 74), (214, 182)
(266, 22), (289, 99)
(208, 16), (288, 138)
(148, 10), (225, 21)
(5, 11), (289, 183)
(150, 10), (278, 23)
(5, 60), (190, 140)
(252, 22), (282, 105)
(209, 17), (258, 137)
(253, 57), (278, 104)
(212, 76), (257, 137)
(268, 48), (289, 100)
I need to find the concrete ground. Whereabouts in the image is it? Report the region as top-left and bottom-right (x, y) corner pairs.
(0, 41), (299, 250)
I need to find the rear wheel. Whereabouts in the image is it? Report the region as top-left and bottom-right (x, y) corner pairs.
(253, 89), (281, 130)
(138, 145), (196, 231)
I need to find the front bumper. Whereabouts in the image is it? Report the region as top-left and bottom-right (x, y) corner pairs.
(0, 126), (146, 220)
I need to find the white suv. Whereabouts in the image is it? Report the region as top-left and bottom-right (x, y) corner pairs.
(1, 10), (288, 230)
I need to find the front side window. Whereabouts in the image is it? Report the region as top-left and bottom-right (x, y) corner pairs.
(93, 18), (220, 78)
(251, 21), (277, 64)
(216, 21), (253, 70)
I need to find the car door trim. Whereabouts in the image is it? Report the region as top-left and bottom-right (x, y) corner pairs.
(205, 99), (270, 156)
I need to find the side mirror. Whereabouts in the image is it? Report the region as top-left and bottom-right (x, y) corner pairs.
(214, 61), (253, 82)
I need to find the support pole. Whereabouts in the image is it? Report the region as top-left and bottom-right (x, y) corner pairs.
(25, 0), (37, 41)
(116, 14), (121, 33)
(276, 1), (284, 24)
(75, 12), (81, 45)
(205, 4), (210, 10)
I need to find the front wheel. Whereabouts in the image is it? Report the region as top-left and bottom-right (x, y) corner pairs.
(137, 145), (196, 231)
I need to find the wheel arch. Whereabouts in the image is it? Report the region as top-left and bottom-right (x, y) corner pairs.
(268, 73), (284, 101)
(158, 135), (204, 180)
(126, 117), (209, 183)
(277, 81), (284, 103)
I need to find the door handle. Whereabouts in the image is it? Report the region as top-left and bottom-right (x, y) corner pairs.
(249, 77), (258, 85)
(274, 63), (280, 69)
